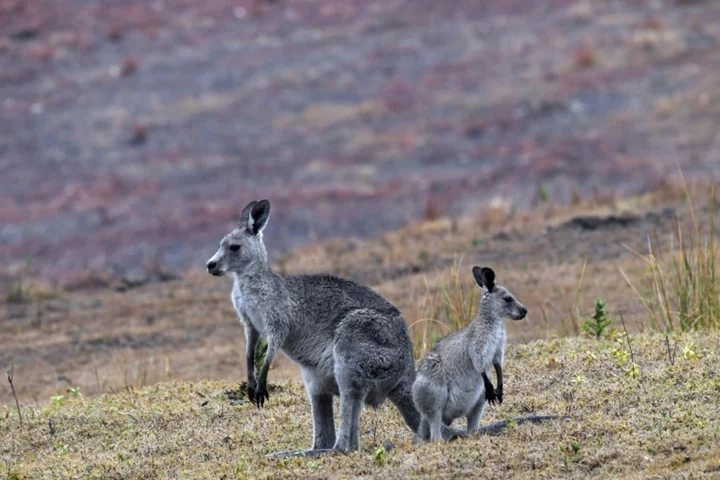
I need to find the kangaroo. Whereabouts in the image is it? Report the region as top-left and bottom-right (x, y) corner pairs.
(206, 199), (444, 454)
(412, 266), (527, 442)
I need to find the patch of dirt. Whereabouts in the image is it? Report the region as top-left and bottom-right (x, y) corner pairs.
(554, 207), (677, 232)
(114, 268), (181, 292)
(223, 381), (284, 406)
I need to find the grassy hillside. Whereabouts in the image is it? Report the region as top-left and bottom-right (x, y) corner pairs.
(2, 332), (719, 479)
(2, 184), (718, 405)
(2, 184), (718, 478)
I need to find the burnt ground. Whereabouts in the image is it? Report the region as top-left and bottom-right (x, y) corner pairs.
(2, 0), (720, 284)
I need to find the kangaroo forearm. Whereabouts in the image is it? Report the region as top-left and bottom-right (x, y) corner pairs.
(246, 355), (256, 382)
(494, 362), (503, 390)
(245, 327), (259, 381)
(258, 340), (280, 384)
(258, 360), (270, 383)
(482, 372), (495, 392)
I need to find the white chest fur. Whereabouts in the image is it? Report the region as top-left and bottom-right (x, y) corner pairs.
(231, 288), (266, 336)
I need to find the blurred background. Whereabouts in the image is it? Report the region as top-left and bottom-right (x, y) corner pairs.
(2, 0), (720, 403)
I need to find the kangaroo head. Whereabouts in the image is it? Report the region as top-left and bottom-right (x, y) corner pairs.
(206, 199), (271, 277)
(472, 266), (528, 321)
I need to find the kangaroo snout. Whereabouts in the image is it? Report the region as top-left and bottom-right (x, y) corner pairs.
(206, 260), (223, 276)
(514, 306), (528, 320)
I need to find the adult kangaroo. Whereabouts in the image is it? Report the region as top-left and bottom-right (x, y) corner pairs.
(206, 199), (428, 454)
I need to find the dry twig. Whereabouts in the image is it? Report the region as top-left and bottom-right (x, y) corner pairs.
(6, 363), (23, 427)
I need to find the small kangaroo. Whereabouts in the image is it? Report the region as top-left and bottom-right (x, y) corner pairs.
(412, 266), (528, 442)
(206, 199), (428, 453)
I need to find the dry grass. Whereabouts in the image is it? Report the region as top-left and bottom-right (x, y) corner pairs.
(1, 182), (719, 478)
(4, 279), (59, 305)
(273, 101), (380, 130)
(2, 332), (719, 479)
(0, 181), (711, 406)
(410, 257), (479, 358)
(623, 185), (720, 332)
(568, 1), (593, 24)
(410, 183), (720, 355)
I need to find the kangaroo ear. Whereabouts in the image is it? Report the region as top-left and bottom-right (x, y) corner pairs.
(239, 200), (258, 230)
(472, 266), (495, 292)
(248, 199), (271, 235)
(481, 267), (496, 292)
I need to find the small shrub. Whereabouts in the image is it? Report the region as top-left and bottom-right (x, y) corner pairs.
(635, 17), (665, 31)
(570, 187), (582, 206)
(107, 26), (123, 42)
(129, 122), (148, 145)
(67, 386), (83, 399)
(6, 281), (24, 303)
(373, 444), (387, 464)
(120, 55), (138, 76)
(537, 185), (549, 203)
(573, 44), (597, 69)
(254, 337), (268, 378)
(381, 76), (414, 112)
(423, 196), (442, 221)
(582, 298), (612, 339)
(562, 442), (583, 463)
(236, 459), (250, 477)
(682, 342), (697, 360)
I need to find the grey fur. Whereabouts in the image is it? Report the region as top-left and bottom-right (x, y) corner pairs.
(206, 199), (428, 453)
(412, 266), (528, 442)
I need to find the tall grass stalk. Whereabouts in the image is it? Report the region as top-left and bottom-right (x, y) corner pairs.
(570, 258), (587, 335)
(410, 256), (479, 359)
(623, 182), (719, 332)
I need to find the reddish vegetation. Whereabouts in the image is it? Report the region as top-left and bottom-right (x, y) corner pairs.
(634, 17), (665, 31)
(120, 55), (138, 76)
(129, 122), (148, 145)
(1, 0), (720, 285)
(381, 77), (416, 112)
(423, 196), (443, 221)
(107, 26), (123, 42)
(573, 44), (597, 69)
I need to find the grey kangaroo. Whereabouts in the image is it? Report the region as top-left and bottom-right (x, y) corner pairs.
(412, 266), (527, 442)
(206, 199), (434, 454)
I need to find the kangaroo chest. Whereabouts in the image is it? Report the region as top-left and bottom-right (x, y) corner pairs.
(231, 289), (268, 337)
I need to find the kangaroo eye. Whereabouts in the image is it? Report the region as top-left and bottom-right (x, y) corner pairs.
(229, 244), (240, 252)
(503, 297), (513, 304)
